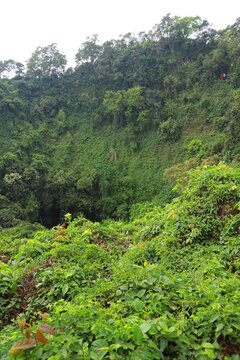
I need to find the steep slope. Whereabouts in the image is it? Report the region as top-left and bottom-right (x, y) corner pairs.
(0, 16), (239, 228)
(1, 164), (240, 359)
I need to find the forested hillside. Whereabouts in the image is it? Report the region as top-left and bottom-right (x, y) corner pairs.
(0, 15), (239, 229)
(1, 14), (240, 360)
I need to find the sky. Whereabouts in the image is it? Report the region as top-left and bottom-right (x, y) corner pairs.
(1, 0), (239, 67)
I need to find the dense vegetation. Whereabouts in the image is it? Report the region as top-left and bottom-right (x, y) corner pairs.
(0, 15), (240, 228)
(1, 163), (240, 359)
(1, 14), (240, 359)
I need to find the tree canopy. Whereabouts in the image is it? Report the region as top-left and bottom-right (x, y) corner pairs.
(0, 14), (239, 228)
(0, 60), (24, 79)
(26, 43), (67, 78)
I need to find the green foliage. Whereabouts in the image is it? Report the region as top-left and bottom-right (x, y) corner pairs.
(159, 118), (181, 141)
(0, 14), (239, 229)
(75, 34), (102, 64)
(1, 165), (240, 358)
(1, 15), (240, 359)
(0, 82), (25, 113)
(26, 44), (67, 78)
(7, 318), (55, 357)
(0, 60), (24, 79)
(103, 86), (146, 127)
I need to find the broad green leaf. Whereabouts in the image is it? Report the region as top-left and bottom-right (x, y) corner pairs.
(91, 339), (109, 360)
(204, 348), (215, 359)
(133, 325), (143, 346)
(140, 322), (152, 334)
(62, 348), (68, 359)
(216, 323), (224, 332)
(137, 289), (146, 298)
(62, 284), (69, 296)
(232, 323), (240, 330)
(159, 338), (168, 352)
(33, 347), (43, 358)
(91, 339), (108, 351)
(158, 321), (168, 332)
(133, 298), (143, 311)
(119, 285), (128, 290)
(202, 342), (215, 349)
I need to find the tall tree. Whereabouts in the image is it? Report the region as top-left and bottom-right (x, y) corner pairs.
(0, 60), (24, 79)
(26, 43), (67, 78)
(150, 14), (213, 56)
(75, 34), (102, 65)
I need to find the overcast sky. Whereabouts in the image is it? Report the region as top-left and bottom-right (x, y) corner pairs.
(1, 0), (239, 67)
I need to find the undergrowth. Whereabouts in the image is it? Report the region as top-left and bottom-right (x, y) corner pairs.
(1, 163), (240, 359)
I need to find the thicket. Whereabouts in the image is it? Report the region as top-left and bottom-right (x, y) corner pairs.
(0, 15), (239, 228)
(1, 163), (240, 359)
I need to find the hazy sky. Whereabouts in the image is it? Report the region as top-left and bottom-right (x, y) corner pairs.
(1, 0), (239, 67)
